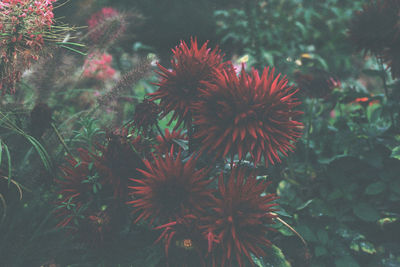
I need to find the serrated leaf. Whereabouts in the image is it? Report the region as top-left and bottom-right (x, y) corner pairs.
(353, 203), (380, 222)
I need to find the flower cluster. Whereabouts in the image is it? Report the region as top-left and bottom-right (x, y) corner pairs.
(55, 38), (302, 266)
(128, 158), (278, 266)
(0, 0), (57, 94)
(349, 0), (400, 78)
(150, 38), (302, 166)
(83, 51), (116, 81)
(126, 38), (300, 265)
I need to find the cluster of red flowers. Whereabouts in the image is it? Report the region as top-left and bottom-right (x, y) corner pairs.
(0, 0), (56, 94)
(150, 38), (303, 166)
(83, 51), (116, 81)
(127, 150), (278, 266)
(55, 38), (302, 266)
(349, 0), (400, 79)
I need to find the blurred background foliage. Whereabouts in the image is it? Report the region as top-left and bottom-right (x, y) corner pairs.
(1, 0), (399, 266)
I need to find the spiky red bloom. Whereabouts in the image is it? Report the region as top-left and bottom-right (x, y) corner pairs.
(348, 0), (400, 55)
(155, 128), (188, 153)
(127, 149), (213, 224)
(193, 66), (303, 166)
(148, 38), (225, 129)
(205, 168), (278, 267)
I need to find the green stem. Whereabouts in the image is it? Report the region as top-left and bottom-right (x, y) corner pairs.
(187, 117), (194, 154)
(378, 57), (395, 129)
(304, 99), (315, 175)
(51, 123), (72, 156)
(245, 0), (262, 68)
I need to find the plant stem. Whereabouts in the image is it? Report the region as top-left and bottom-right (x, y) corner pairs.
(187, 117), (194, 154)
(304, 99), (315, 175)
(156, 124), (168, 144)
(378, 57), (395, 129)
(51, 123), (72, 156)
(245, 0), (262, 68)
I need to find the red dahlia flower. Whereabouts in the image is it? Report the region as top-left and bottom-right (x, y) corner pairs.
(205, 168), (278, 267)
(193, 66), (303, 166)
(149, 38), (225, 129)
(127, 149), (213, 224)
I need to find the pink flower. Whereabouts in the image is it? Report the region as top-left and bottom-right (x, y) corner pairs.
(83, 52), (116, 81)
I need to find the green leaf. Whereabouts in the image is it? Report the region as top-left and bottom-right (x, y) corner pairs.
(365, 182), (386, 195)
(362, 69), (385, 77)
(3, 142), (12, 185)
(359, 241), (376, 254)
(0, 139), (3, 167)
(335, 256), (360, 267)
(366, 104), (382, 124)
(390, 181), (400, 195)
(353, 203), (380, 222)
(58, 45), (87, 56)
(296, 199), (314, 211)
(262, 245), (292, 267)
(295, 225), (317, 242)
(315, 246), (328, 257)
(317, 229), (329, 245)
(172, 138), (188, 151)
(391, 146), (400, 160)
